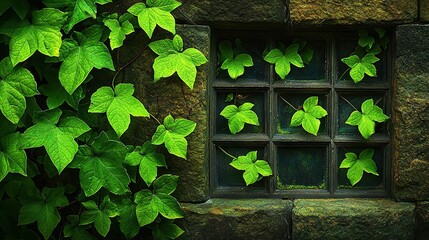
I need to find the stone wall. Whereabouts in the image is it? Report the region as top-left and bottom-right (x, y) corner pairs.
(121, 0), (429, 239)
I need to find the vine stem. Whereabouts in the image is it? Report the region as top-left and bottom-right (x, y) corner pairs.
(338, 67), (351, 81)
(339, 95), (358, 111)
(112, 45), (148, 87)
(150, 113), (162, 125)
(279, 95), (298, 111)
(217, 146), (237, 159)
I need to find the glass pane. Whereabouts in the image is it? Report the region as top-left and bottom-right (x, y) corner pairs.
(338, 94), (388, 135)
(217, 37), (267, 81)
(336, 39), (386, 83)
(337, 146), (384, 189)
(284, 40), (326, 81)
(216, 145), (266, 187)
(277, 146), (327, 190)
(216, 91), (265, 134)
(277, 93), (328, 135)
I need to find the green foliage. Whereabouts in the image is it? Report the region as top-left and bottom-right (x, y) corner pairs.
(290, 96), (327, 136)
(264, 40), (314, 79)
(339, 149), (379, 186)
(218, 40), (254, 79)
(341, 53), (379, 83)
(229, 151), (272, 186)
(128, 0), (181, 38)
(0, 1), (203, 238)
(152, 115), (197, 159)
(345, 99), (389, 139)
(150, 34), (208, 89)
(220, 102), (259, 134)
(89, 83), (149, 137)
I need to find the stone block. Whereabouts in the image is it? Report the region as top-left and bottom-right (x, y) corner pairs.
(416, 202), (429, 239)
(393, 24), (429, 201)
(421, 0), (429, 22)
(119, 25), (211, 202)
(290, 0), (417, 25)
(178, 198), (293, 240)
(292, 199), (415, 240)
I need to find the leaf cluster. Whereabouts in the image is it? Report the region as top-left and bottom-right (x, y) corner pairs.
(290, 96), (327, 136)
(218, 40), (254, 79)
(339, 149), (379, 185)
(229, 151), (272, 186)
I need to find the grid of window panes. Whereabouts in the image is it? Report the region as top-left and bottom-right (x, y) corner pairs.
(210, 31), (391, 197)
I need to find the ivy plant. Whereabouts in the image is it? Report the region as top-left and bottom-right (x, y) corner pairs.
(345, 98), (389, 139)
(289, 96), (327, 136)
(339, 148), (379, 186)
(264, 40), (314, 79)
(218, 40), (254, 79)
(0, 1), (205, 239)
(220, 102), (260, 134)
(341, 53), (379, 83)
(229, 151), (272, 186)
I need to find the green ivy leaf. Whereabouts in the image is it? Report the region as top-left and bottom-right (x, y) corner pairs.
(0, 0), (29, 19)
(345, 99), (389, 139)
(134, 175), (183, 227)
(151, 115), (196, 159)
(339, 149), (379, 186)
(218, 40), (253, 79)
(0, 57), (38, 124)
(79, 195), (118, 237)
(289, 96), (327, 136)
(220, 102), (259, 134)
(41, 0), (112, 33)
(18, 187), (69, 240)
(64, 215), (96, 240)
(59, 28), (114, 94)
(89, 83), (149, 137)
(341, 53), (379, 83)
(128, 0), (181, 38)
(117, 198), (140, 239)
(125, 141), (166, 186)
(0, 8), (67, 66)
(225, 93), (234, 103)
(103, 16), (134, 50)
(39, 68), (84, 110)
(152, 219), (184, 240)
(149, 35), (208, 89)
(229, 151), (272, 186)
(22, 109), (90, 173)
(70, 132), (130, 196)
(0, 132), (27, 182)
(358, 30), (375, 49)
(264, 43), (305, 79)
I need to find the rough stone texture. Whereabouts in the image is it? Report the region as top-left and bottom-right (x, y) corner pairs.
(416, 202), (429, 240)
(290, 0), (417, 25)
(421, 0), (429, 22)
(120, 25), (210, 202)
(177, 199), (293, 240)
(293, 199), (415, 240)
(393, 24), (429, 201)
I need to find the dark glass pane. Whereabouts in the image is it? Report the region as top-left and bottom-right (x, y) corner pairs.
(336, 39), (386, 83)
(277, 92), (328, 135)
(217, 37), (267, 81)
(216, 145), (266, 187)
(337, 146), (384, 189)
(284, 40), (326, 81)
(338, 93), (388, 135)
(277, 146), (327, 190)
(216, 91), (265, 134)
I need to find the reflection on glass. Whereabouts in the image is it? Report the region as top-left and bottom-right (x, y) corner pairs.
(277, 93), (328, 134)
(216, 146), (266, 187)
(216, 92), (265, 134)
(277, 146), (327, 190)
(337, 146), (384, 189)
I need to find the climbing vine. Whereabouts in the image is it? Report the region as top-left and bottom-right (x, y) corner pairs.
(0, 0), (207, 239)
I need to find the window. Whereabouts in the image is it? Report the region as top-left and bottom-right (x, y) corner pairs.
(209, 30), (391, 198)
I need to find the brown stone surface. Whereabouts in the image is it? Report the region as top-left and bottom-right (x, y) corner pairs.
(290, 0), (417, 25)
(293, 199), (415, 240)
(178, 198), (293, 240)
(421, 0), (429, 22)
(416, 202), (429, 239)
(120, 25), (211, 202)
(393, 24), (429, 201)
